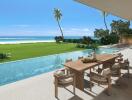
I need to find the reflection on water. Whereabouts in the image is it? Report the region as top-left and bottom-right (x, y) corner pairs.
(81, 49), (93, 56)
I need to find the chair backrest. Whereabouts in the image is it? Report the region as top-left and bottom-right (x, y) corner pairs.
(112, 63), (120, 69)
(66, 59), (72, 63)
(101, 68), (111, 77)
(54, 68), (74, 81)
(124, 58), (129, 62)
(78, 56), (83, 59)
(118, 53), (123, 58)
(124, 59), (129, 66)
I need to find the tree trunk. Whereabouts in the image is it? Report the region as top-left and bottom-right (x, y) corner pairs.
(57, 20), (64, 39)
(104, 15), (108, 30)
(128, 20), (131, 27)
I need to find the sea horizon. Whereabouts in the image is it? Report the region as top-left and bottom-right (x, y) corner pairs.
(0, 36), (94, 44)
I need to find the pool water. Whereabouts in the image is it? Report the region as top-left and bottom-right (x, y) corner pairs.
(0, 48), (119, 86)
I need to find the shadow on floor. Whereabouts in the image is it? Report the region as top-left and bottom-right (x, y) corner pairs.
(68, 95), (83, 100)
(92, 73), (132, 100)
(58, 73), (132, 100)
(83, 79), (97, 97)
(84, 79), (94, 89)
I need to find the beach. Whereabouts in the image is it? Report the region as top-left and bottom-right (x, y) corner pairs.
(0, 36), (56, 44)
(0, 40), (55, 44)
(0, 36), (83, 44)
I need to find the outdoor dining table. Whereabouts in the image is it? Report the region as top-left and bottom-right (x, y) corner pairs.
(63, 54), (118, 91)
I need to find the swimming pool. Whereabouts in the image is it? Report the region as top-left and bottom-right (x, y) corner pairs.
(0, 47), (119, 86)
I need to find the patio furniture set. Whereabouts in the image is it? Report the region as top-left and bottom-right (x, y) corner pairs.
(53, 53), (130, 98)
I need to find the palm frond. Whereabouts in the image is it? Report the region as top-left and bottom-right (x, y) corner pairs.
(54, 8), (62, 21)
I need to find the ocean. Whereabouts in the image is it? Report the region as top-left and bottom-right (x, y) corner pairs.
(0, 36), (85, 44)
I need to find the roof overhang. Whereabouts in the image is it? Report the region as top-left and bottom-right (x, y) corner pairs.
(75, 0), (132, 20)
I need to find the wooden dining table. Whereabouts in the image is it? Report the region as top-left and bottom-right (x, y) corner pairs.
(63, 54), (118, 91)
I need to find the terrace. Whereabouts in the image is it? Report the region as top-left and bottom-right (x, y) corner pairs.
(0, 48), (131, 100)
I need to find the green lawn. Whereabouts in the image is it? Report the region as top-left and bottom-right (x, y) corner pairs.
(0, 42), (84, 62)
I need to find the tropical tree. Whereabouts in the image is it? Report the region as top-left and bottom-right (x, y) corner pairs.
(94, 29), (109, 38)
(102, 11), (108, 30)
(110, 20), (130, 35)
(54, 8), (64, 39)
(110, 20), (130, 43)
(82, 36), (93, 45)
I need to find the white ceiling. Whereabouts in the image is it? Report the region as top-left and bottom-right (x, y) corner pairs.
(75, 0), (132, 20)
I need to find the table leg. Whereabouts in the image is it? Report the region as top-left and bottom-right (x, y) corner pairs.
(72, 70), (84, 91)
(89, 68), (92, 91)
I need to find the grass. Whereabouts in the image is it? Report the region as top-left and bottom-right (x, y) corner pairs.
(0, 42), (84, 63)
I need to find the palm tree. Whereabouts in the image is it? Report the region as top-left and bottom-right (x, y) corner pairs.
(102, 11), (108, 30)
(54, 8), (64, 39)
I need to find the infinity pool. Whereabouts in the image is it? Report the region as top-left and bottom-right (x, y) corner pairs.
(0, 48), (119, 86)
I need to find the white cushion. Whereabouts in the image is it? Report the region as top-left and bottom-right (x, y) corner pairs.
(59, 77), (73, 84)
(55, 70), (65, 76)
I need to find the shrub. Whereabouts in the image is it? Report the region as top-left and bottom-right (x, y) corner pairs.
(63, 39), (82, 43)
(82, 36), (94, 45)
(101, 34), (119, 45)
(76, 43), (99, 50)
(76, 44), (87, 48)
(0, 53), (11, 59)
(90, 43), (99, 51)
(63, 36), (97, 45)
(54, 36), (63, 43)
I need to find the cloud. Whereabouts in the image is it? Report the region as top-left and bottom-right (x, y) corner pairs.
(11, 24), (30, 28)
(0, 26), (94, 36)
(62, 28), (94, 36)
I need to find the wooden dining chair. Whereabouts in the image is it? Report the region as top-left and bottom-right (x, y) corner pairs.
(54, 68), (76, 98)
(115, 53), (123, 63)
(111, 63), (121, 77)
(120, 59), (130, 76)
(90, 68), (111, 95)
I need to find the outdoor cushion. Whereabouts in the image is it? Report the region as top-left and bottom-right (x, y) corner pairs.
(54, 70), (65, 77)
(90, 72), (107, 84)
(59, 77), (73, 85)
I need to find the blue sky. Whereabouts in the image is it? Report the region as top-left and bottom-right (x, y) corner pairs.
(0, 0), (124, 36)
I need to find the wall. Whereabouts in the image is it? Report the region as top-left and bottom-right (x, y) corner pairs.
(121, 35), (132, 44)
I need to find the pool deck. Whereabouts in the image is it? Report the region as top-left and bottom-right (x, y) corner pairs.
(0, 48), (132, 100)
